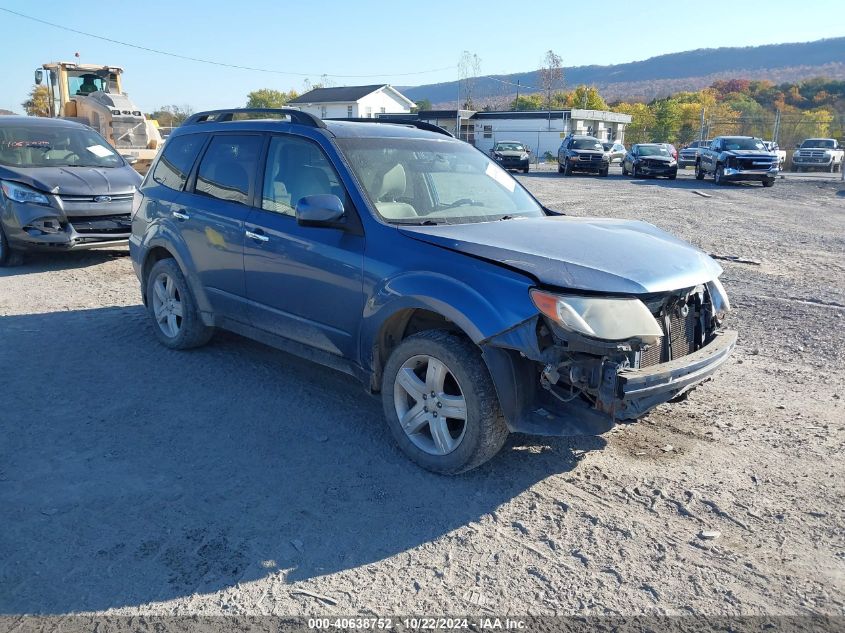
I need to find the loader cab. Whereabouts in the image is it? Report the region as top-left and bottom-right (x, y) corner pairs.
(35, 62), (123, 117)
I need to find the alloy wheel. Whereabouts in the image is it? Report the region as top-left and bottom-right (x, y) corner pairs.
(393, 354), (468, 456)
(151, 272), (184, 338)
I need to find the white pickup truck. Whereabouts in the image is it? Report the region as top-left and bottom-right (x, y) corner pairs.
(792, 138), (844, 173)
(763, 142), (786, 169)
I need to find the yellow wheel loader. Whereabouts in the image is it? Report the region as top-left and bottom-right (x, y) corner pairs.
(34, 62), (162, 174)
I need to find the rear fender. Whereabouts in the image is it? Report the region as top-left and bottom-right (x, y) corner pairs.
(139, 222), (215, 325)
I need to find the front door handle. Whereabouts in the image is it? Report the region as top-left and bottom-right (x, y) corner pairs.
(172, 210), (190, 221)
(245, 229), (269, 243)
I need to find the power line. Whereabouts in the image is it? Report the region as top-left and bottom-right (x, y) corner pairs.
(0, 6), (457, 79)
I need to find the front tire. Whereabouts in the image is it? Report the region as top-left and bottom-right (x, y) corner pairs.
(621, 163), (628, 176)
(631, 164), (639, 178)
(714, 165), (726, 185)
(695, 162), (705, 180)
(0, 223), (23, 267)
(762, 178), (775, 187)
(381, 330), (508, 475)
(145, 258), (214, 349)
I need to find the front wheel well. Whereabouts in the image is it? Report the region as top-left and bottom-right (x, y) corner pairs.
(371, 308), (466, 392)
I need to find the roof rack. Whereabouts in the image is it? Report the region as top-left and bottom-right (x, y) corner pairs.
(326, 118), (453, 137)
(182, 108), (326, 128)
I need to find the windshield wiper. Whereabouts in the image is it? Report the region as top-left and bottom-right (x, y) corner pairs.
(438, 198), (484, 210)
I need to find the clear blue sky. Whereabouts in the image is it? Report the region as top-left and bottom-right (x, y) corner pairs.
(1, 0), (842, 114)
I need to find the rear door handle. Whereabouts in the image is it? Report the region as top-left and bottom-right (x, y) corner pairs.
(245, 229), (269, 243)
(172, 210), (190, 221)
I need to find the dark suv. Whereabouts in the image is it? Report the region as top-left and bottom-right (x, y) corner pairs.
(557, 135), (609, 176)
(131, 108), (736, 474)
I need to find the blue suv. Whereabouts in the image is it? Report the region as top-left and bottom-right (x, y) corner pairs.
(131, 108), (736, 474)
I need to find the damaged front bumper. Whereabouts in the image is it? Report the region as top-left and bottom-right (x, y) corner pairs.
(604, 329), (737, 420)
(2, 197), (132, 251)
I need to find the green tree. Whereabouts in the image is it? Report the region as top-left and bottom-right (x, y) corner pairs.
(650, 98), (681, 142)
(509, 94), (544, 111)
(412, 99), (432, 113)
(22, 85), (51, 117)
(246, 88), (299, 109)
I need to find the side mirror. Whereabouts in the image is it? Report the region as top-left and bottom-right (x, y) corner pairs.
(295, 194), (345, 228)
(34, 69), (43, 85)
(795, 144), (800, 148)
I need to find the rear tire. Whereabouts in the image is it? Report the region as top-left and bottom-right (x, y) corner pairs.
(145, 258), (214, 350)
(695, 162), (705, 180)
(381, 330), (508, 475)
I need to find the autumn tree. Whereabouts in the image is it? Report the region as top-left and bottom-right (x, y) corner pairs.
(150, 105), (194, 127)
(22, 85), (51, 117)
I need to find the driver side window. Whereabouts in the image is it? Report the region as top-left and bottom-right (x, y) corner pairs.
(262, 135), (345, 217)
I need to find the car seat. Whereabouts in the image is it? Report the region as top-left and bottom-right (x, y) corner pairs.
(373, 164), (416, 219)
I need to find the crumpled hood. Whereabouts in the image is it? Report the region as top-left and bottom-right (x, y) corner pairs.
(399, 216), (723, 294)
(0, 165), (141, 196)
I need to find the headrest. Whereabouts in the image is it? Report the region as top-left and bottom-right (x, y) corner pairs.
(377, 164), (406, 200)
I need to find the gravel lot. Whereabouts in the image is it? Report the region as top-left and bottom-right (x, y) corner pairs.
(1, 168), (843, 617)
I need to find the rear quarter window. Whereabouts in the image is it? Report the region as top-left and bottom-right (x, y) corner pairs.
(149, 134), (205, 191)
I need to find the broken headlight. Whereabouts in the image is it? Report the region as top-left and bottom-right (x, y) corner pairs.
(530, 289), (663, 344)
(706, 277), (731, 324)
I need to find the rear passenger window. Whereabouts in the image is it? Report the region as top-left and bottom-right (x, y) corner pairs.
(150, 134), (204, 191)
(195, 135), (262, 205)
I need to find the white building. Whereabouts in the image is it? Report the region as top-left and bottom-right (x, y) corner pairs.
(288, 84), (415, 119)
(380, 108), (632, 159)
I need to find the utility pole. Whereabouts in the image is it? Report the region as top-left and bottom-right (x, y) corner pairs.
(515, 80), (520, 110)
(699, 107), (706, 141)
(773, 109), (781, 144)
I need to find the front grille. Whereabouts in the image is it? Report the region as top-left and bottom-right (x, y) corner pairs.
(577, 153), (604, 162)
(67, 214), (131, 234)
(58, 193), (134, 203)
(638, 292), (703, 368)
(643, 159), (669, 169)
(735, 157), (776, 170)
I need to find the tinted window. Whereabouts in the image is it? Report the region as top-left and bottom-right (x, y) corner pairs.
(151, 134), (204, 191)
(195, 135), (262, 205)
(262, 135), (345, 216)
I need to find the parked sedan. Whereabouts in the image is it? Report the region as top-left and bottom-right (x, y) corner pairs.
(622, 144), (678, 179)
(0, 116), (142, 265)
(602, 141), (626, 164)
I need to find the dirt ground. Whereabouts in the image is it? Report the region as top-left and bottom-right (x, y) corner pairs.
(1, 168), (843, 617)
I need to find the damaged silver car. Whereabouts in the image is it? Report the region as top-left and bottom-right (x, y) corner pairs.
(0, 116), (142, 265)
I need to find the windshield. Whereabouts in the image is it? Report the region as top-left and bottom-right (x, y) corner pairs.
(337, 137), (544, 224)
(0, 124), (123, 168)
(638, 145), (670, 157)
(495, 143), (525, 152)
(800, 139), (835, 149)
(722, 138), (766, 151)
(570, 138), (603, 150)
